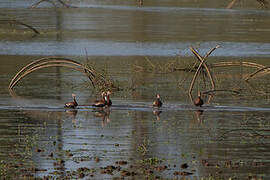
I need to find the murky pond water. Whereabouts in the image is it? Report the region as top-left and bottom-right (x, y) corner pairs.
(1, 0), (270, 179)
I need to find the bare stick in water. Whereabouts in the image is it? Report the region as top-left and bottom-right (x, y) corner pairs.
(0, 19), (39, 34)
(188, 46), (219, 94)
(9, 57), (97, 89)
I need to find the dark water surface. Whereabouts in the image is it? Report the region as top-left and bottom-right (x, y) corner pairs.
(1, 0), (270, 179)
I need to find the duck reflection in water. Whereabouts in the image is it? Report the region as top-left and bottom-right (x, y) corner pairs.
(153, 110), (162, 121)
(93, 108), (111, 127)
(194, 110), (204, 123)
(65, 109), (78, 124)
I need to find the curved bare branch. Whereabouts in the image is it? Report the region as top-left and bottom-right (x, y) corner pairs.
(9, 57), (97, 89)
(0, 19), (39, 34)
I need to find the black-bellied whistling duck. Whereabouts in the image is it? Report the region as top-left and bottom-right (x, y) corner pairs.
(153, 94), (162, 107)
(92, 92), (107, 107)
(106, 91), (112, 106)
(64, 94), (78, 108)
(194, 91), (204, 107)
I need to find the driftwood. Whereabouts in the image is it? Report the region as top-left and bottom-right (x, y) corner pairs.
(9, 57), (97, 90)
(188, 46), (219, 94)
(0, 19), (39, 34)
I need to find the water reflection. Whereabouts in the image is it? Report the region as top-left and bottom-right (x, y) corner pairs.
(93, 107), (111, 127)
(65, 109), (78, 124)
(152, 109), (162, 121)
(194, 110), (204, 123)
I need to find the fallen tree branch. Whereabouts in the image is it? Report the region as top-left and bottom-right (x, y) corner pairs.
(245, 66), (270, 81)
(188, 46), (219, 94)
(9, 57), (97, 89)
(0, 19), (39, 34)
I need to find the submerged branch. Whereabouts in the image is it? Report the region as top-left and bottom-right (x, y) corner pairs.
(0, 19), (39, 34)
(203, 89), (240, 95)
(245, 66), (270, 81)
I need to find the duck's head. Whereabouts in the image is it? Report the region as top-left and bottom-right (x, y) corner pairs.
(101, 92), (106, 97)
(106, 91), (112, 96)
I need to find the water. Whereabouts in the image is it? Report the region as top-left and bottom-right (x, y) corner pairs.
(0, 0), (270, 179)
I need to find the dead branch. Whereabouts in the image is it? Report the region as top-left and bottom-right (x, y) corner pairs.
(245, 66), (270, 81)
(227, 0), (238, 9)
(9, 57), (97, 89)
(31, 0), (57, 8)
(0, 19), (39, 34)
(210, 61), (267, 70)
(188, 46), (219, 94)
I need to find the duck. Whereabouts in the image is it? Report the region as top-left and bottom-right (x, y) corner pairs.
(64, 94), (78, 108)
(106, 91), (112, 106)
(92, 92), (107, 107)
(153, 94), (162, 107)
(194, 91), (204, 107)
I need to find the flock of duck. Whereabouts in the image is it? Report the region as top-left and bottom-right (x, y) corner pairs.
(64, 91), (204, 109)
